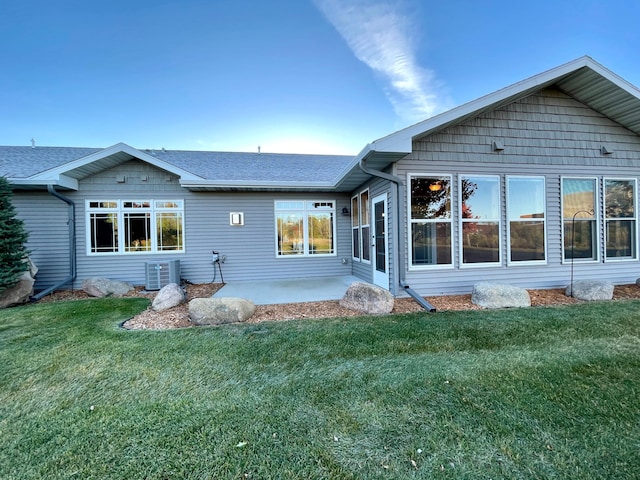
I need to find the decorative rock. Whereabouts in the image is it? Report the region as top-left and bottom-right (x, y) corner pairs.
(566, 280), (614, 301)
(339, 282), (394, 314)
(189, 297), (255, 325)
(82, 277), (133, 298)
(0, 257), (38, 308)
(152, 283), (185, 311)
(471, 282), (531, 309)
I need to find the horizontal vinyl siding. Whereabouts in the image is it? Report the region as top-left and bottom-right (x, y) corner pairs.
(397, 88), (640, 296)
(13, 192), (71, 292)
(182, 191), (353, 284)
(54, 160), (353, 288)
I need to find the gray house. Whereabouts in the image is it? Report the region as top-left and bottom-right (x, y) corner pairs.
(4, 56), (640, 299)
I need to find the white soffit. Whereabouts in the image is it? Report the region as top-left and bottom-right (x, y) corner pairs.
(369, 56), (640, 154)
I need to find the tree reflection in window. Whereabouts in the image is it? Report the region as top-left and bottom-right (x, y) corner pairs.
(605, 179), (636, 259)
(410, 176), (454, 266)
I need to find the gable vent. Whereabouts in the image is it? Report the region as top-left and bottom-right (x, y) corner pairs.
(145, 259), (180, 290)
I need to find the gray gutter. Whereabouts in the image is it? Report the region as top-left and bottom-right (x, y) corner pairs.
(31, 186), (76, 300)
(358, 151), (436, 312)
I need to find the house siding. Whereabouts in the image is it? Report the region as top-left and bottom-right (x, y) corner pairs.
(13, 192), (71, 291)
(19, 160), (353, 290)
(396, 88), (640, 296)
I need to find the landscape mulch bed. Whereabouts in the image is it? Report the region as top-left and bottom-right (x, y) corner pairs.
(37, 282), (640, 330)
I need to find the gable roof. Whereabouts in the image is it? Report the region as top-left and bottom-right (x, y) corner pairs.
(1, 142), (359, 192)
(3, 57), (640, 193)
(356, 55), (640, 167)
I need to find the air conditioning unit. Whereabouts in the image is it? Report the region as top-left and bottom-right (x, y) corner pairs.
(145, 259), (180, 290)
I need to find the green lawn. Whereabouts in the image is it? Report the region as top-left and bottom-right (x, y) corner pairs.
(1, 298), (639, 479)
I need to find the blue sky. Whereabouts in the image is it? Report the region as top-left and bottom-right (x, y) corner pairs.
(2, 0), (639, 154)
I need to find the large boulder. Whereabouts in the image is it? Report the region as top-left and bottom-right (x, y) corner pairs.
(0, 257), (38, 308)
(152, 283), (185, 311)
(339, 282), (394, 314)
(566, 280), (613, 301)
(82, 277), (133, 298)
(471, 282), (531, 309)
(189, 297), (255, 325)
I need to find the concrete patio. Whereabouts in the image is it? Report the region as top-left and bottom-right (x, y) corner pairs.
(212, 275), (361, 305)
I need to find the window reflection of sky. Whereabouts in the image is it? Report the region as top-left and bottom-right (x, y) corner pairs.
(563, 178), (596, 216)
(508, 178), (545, 219)
(463, 177), (499, 219)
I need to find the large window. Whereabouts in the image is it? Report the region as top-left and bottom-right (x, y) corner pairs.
(562, 178), (598, 262)
(460, 175), (501, 265)
(604, 178), (637, 260)
(351, 190), (370, 262)
(409, 175), (452, 266)
(507, 176), (546, 263)
(276, 200), (335, 256)
(87, 200), (184, 255)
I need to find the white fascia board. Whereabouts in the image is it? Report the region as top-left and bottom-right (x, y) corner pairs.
(29, 142), (203, 182)
(332, 145), (372, 180)
(9, 175), (78, 190)
(117, 144), (203, 181)
(582, 56), (640, 98)
(180, 179), (335, 191)
(370, 56), (617, 152)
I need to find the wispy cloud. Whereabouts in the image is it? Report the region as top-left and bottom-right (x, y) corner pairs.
(314, 0), (449, 123)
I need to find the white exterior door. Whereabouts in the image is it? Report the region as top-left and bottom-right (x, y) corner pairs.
(372, 194), (389, 289)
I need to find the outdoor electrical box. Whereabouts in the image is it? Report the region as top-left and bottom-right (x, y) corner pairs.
(145, 259), (180, 290)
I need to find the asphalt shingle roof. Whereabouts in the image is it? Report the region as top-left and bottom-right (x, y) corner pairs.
(0, 146), (355, 185)
(155, 150), (354, 184)
(0, 146), (101, 178)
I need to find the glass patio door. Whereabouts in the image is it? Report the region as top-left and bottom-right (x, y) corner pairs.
(372, 194), (389, 288)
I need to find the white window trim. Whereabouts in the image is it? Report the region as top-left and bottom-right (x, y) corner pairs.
(359, 189), (371, 264)
(603, 177), (638, 262)
(459, 174), (502, 268)
(86, 199), (185, 256)
(561, 176), (600, 264)
(274, 200), (337, 258)
(351, 194), (360, 262)
(407, 173), (454, 270)
(506, 175), (548, 266)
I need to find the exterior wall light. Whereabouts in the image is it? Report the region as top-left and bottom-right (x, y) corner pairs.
(230, 212), (244, 226)
(601, 145), (614, 155)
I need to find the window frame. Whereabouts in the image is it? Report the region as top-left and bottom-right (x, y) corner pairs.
(274, 200), (337, 258)
(459, 174), (502, 267)
(86, 199), (185, 256)
(603, 177), (638, 262)
(351, 194), (360, 261)
(506, 175), (547, 265)
(351, 189), (371, 264)
(561, 176), (600, 264)
(407, 173), (454, 270)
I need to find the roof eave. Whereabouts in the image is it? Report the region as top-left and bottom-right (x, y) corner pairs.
(369, 56), (640, 150)
(180, 179), (338, 192)
(29, 142), (204, 182)
(8, 175), (78, 190)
